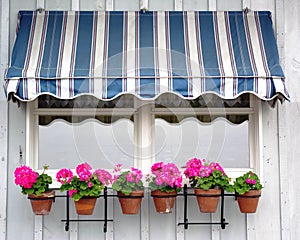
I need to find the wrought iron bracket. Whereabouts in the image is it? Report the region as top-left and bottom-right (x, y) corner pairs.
(177, 184), (235, 230)
(60, 187), (113, 232)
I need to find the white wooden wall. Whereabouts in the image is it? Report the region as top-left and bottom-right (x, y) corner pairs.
(1, 0), (299, 239)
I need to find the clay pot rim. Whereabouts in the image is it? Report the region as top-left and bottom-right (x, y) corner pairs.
(28, 190), (55, 200)
(194, 188), (221, 197)
(117, 190), (144, 198)
(151, 190), (177, 198)
(237, 189), (262, 198)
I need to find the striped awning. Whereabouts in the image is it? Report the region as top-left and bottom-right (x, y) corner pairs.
(4, 10), (289, 102)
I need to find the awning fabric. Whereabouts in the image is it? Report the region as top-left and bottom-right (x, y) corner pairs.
(4, 10), (289, 102)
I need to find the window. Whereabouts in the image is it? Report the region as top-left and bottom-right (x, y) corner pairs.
(26, 95), (136, 178)
(153, 93), (262, 178)
(27, 93), (262, 179)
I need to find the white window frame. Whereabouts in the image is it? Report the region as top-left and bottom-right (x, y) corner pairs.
(26, 95), (263, 180)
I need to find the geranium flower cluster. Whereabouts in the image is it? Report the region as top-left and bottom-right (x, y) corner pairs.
(56, 168), (73, 184)
(126, 167), (143, 184)
(56, 163), (112, 201)
(183, 158), (202, 177)
(14, 165), (38, 189)
(233, 171), (262, 195)
(184, 158), (225, 179)
(246, 178), (256, 185)
(244, 171), (258, 186)
(14, 165), (52, 196)
(148, 162), (182, 191)
(112, 164), (144, 195)
(184, 158), (232, 191)
(76, 163), (92, 181)
(94, 169), (113, 185)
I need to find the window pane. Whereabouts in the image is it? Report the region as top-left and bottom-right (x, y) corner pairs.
(39, 119), (134, 169)
(155, 118), (249, 168)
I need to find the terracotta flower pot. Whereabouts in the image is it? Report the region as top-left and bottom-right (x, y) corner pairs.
(151, 190), (177, 214)
(117, 190), (144, 214)
(74, 197), (97, 215)
(194, 188), (221, 213)
(28, 190), (55, 215)
(237, 190), (261, 213)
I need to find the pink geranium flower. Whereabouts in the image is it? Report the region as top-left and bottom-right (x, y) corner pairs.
(56, 168), (73, 184)
(148, 162), (182, 191)
(14, 165), (38, 189)
(76, 162), (92, 181)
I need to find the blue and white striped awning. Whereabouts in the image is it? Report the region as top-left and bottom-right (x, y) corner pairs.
(4, 10), (289, 102)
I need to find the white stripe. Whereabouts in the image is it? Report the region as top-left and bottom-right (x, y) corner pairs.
(93, 12), (105, 98)
(5, 80), (19, 95)
(26, 13), (44, 78)
(27, 78), (38, 99)
(26, 13), (45, 98)
(60, 13), (75, 98)
(157, 12), (169, 94)
(217, 12), (234, 98)
(187, 12), (201, 97)
(247, 13), (267, 97)
(272, 78), (287, 97)
(127, 12), (136, 94)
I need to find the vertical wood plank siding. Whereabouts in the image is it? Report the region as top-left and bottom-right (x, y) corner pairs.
(5, 1), (286, 240)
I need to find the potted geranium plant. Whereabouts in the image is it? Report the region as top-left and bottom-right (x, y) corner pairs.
(56, 162), (112, 215)
(184, 158), (233, 213)
(233, 171), (262, 213)
(147, 162), (182, 214)
(14, 165), (55, 215)
(112, 164), (144, 214)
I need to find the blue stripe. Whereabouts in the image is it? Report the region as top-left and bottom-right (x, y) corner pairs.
(106, 12), (124, 98)
(258, 12), (284, 77)
(74, 12), (93, 77)
(40, 79), (59, 95)
(169, 12), (188, 97)
(228, 12), (253, 77)
(198, 12), (220, 93)
(17, 79), (24, 99)
(73, 12), (94, 95)
(40, 11), (64, 95)
(6, 11), (33, 78)
(237, 78), (254, 94)
(139, 12), (155, 97)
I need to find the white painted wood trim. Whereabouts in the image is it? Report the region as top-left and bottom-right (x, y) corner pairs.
(105, 189), (114, 240)
(71, 0), (80, 11)
(36, 0), (45, 10)
(134, 101), (154, 173)
(0, 0), (9, 239)
(276, 1), (290, 239)
(106, 0), (114, 11)
(140, 0), (149, 11)
(70, 220), (79, 240)
(153, 107), (254, 115)
(34, 108), (137, 116)
(212, 213), (221, 240)
(246, 214), (256, 240)
(134, 101), (154, 240)
(26, 101), (39, 169)
(208, 0), (217, 11)
(174, 0), (183, 11)
(34, 216), (43, 240)
(249, 95), (263, 175)
(141, 188), (150, 240)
